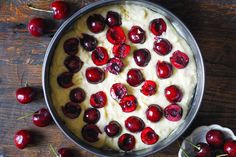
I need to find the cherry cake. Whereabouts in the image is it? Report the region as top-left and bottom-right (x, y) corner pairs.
(50, 4), (197, 151)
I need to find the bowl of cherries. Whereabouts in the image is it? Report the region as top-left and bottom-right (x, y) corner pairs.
(178, 124), (236, 157)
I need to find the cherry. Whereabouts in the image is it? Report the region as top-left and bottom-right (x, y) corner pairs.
(91, 47), (109, 66)
(106, 26), (126, 44)
(165, 85), (183, 103)
(85, 67), (105, 84)
(69, 87), (86, 103)
(64, 56), (83, 73)
(119, 95), (137, 112)
(112, 43), (131, 58)
(125, 116), (145, 133)
(62, 102), (81, 119)
(58, 148), (74, 157)
(153, 38), (172, 56)
(104, 121), (121, 137)
(90, 91), (107, 108)
(149, 18), (167, 36)
(206, 129), (225, 148)
(133, 48), (151, 67)
(32, 108), (52, 127)
(27, 18), (45, 37)
(164, 104), (183, 121)
(141, 127), (159, 145)
(146, 104), (163, 122)
(50, 1), (70, 20)
(128, 26), (146, 44)
(110, 83), (127, 101)
(57, 72), (74, 88)
(14, 130), (31, 149)
(118, 133), (135, 151)
(141, 80), (157, 96)
(106, 57), (124, 75)
(16, 86), (36, 104)
(127, 68), (145, 87)
(195, 143), (212, 157)
(87, 14), (105, 33)
(63, 38), (79, 56)
(106, 11), (122, 27)
(83, 108), (100, 124)
(170, 50), (189, 69)
(156, 61), (173, 79)
(224, 140), (236, 157)
(80, 33), (98, 51)
(82, 124), (101, 143)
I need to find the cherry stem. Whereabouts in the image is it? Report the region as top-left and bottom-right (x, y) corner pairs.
(177, 140), (190, 157)
(27, 4), (53, 13)
(184, 139), (200, 151)
(49, 144), (59, 157)
(17, 112), (34, 120)
(216, 154), (228, 157)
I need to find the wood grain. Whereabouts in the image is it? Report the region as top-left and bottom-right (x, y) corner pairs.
(0, 0), (236, 157)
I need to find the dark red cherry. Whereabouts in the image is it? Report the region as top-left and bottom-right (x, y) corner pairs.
(128, 26), (146, 44)
(118, 133), (135, 151)
(82, 124), (101, 143)
(69, 87), (86, 103)
(149, 18), (166, 36)
(14, 130), (31, 149)
(125, 116), (145, 133)
(170, 50), (189, 69)
(141, 80), (157, 96)
(87, 14), (105, 33)
(106, 11), (122, 27)
(106, 57), (124, 75)
(165, 85), (183, 103)
(16, 87), (36, 104)
(80, 33), (98, 51)
(195, 143), (212, 157)
(63, 38), (79, 56)
(62, 102), (81, 119)
(146, 104), (163, 122)
(156, 61), (173, 79)
(57, 72), (74, 88)
(106, 26), (126, 45)
(27, 18), (45, 37)
(224, 140), (236, 157)
(153, 38), (172, 56)
(104, 121), (121, 137)
(112, 43), (130, 58)
(127, 68), (145, 87)
(119, 95), (137, 112)
(164, 104), (183, 121)
(110, 83), (127, 101)
(133, 48), (151, 67)
(32, 108), (52, 127)
(50, 1), (70, 20)
(206, 129), (224, 148)
(58, 148), (74, 157)
(64, 56), (83, 73)
(91, 47), (109, 66)
(90, 91), (107, 108)
(85, 67), (105, 84)
(141, 127), (159, 145)
(83, 108), (100, 124)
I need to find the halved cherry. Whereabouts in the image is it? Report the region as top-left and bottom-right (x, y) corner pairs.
(119, 95), (137, 112)
(141, 80), (157, 96)
(153, 38), (172, 56)
(156, 61), (173, 79)
(104, 121), (121, 137)
(90, 91), (107, 108)
(112, 43), (130, 58)
(170, 50), (189, 69)
(127, 68), (145, 87)
(141, 127), (159, 145)
(85, 67), (105, 84)
(133, 48), (151, 67)
(165, 85), (183, 103)
(106, 26), (126, 44)
(69, 87), (86, 103)
(91, 46), (109, 66)
(106, 11), (122, 27)
(62, 102), (81, 119)
(83, 108), (100, 124)
(110, 83), (127, 101)
(128, 26), (146, 44)
(146, 104), (163, 122)
(149, 18), (166, 36)
(106, 57), (124, 75)
(118, 133), (135, 151)
(87, 14), (105, 33)
(57, 72), (74, 88)
(63, 38), (79, 56)
(164, 104), (183, 122)
(125, 116), (145, 133)
(80, 33), (97, 51)
(64, 56), (83, 73)
(82, 124), (101, 143)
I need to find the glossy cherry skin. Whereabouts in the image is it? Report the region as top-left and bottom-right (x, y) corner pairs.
(57, 72), (74, 88)
(149, 18), (166, 36)
(153, 38), (172, 56)
(80, 34), (98, 51)
(165, 85), (183, 103)
(133, 48), (151, 67)
(91, 47), (109, 66)
(85, 67), (105, 84)
(62, 102), (81, 119)
(90, 91), (107, 108)
(104, 121), (121, 137)
(141, 80), (157, 96)
(141, 127), (159, 145)
(58, 148), (74, 157)
(106, 57), (124, 75)
(156, 61), (173, 79)
(82, 124), (101, 143)
(32, 108), (52, 127)
(170, 50), (189, 69)
(63, 38), (79, 56)
(224, 140), (236, 157)
(106, 26), (126, 44)
(106, 11), (122, 27)
(27, 18), (45, 37)
(110, 83), (127, 101)
(14, 130), (31, 149)
(50, 1), (70, 20)
(195, 143), (212, 157)
(87, 14), (105, 33)
(118, 133), (135, 151)
(146, 104), (163, 122)
(128, 26), (146, 44)
(127, 69), (145, 87)
(64, 56), (83, 73)
(206, 129), (225, 148)
(119, 95), (137, 112)
(83, 108), (100, 124)
(69, 87), (86, 103)
(112, 43), (131, 58)
(125, 116), (145, 133)
(16, 86), (36, 104)
(164, 104), (183, 121)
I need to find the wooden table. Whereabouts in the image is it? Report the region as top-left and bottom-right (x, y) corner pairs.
(0, 0), (235, 156)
